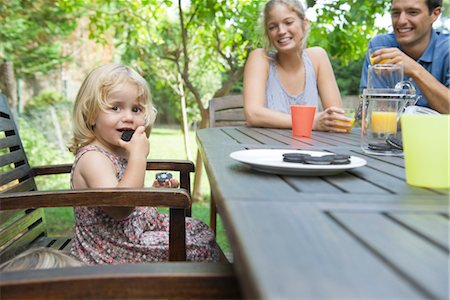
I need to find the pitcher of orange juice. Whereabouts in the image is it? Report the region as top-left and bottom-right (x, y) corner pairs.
(367, 64), (403, 89)
(361, 88), (416, 156)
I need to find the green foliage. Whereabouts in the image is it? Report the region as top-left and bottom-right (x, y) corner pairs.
(24, 89), (69, 111)
(19, 117), (72, 191)
(0, 0), (85, 77)
(86, 0), (262, 124)
(308, 0), (391, 64)
(332, 59), (364, 95)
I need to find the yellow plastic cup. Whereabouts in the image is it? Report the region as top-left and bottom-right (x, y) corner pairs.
(401, 114), (450, 188)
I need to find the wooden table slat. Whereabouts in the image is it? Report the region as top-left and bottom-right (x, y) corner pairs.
(332, 212), (448, 300)
(388, 212), (449, 251)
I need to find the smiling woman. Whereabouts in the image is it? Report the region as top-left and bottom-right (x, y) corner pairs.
(243, 0), (352, 133)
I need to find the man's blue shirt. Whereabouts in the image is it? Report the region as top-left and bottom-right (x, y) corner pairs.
(360, 29), (450, 108)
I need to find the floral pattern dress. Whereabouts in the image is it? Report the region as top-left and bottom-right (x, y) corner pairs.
(70, 145), (219, 264)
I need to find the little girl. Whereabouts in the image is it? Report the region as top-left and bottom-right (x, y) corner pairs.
(68, 63), (219, 264)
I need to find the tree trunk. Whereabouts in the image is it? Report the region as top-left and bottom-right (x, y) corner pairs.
(178, 73), (192, 161)
(0, 61), (18, 112)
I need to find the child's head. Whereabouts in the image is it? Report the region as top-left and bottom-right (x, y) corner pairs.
(0, 248), (83, 272)
(263, 0), (308, 51)
(68, 63), (157, 154)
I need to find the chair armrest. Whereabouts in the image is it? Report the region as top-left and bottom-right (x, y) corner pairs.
(146, 159), (195, 173)
(0, 262), (240, 299)
(30, 160), (195, 176)
(31, 164), (73, 176)
(0, 188), (191, 261)
(0, 188), (191, 210)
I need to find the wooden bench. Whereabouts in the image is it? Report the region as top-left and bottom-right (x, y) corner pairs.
(0, 94), (241, 299)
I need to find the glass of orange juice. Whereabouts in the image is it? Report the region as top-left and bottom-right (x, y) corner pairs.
(334, 107), (356, 132)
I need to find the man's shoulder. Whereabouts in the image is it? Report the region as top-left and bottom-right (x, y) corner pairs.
(370, 33), (397, 47)
(435, 31), (450, 45)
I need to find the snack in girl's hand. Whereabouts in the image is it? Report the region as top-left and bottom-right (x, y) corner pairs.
(156, 172), (173, 183)
(121, 130), (135, 142)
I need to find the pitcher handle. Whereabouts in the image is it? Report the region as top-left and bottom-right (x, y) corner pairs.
(395, 80), (418, 112)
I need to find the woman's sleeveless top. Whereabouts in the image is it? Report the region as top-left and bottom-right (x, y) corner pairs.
(265, 51), (320, 113)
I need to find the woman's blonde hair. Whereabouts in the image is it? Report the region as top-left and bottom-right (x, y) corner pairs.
(68, 63), (157, 154)
(263, 0), (308, 52)
(0, 248), (83, 272)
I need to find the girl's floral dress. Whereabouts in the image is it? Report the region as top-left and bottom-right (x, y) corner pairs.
(70, 145), (219, 264)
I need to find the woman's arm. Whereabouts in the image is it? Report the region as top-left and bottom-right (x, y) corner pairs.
(243, 49), (292, 128)
(306, 47), (348, 132)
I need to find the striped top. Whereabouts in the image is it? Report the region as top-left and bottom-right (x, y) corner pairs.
(265, 51), (320, 113)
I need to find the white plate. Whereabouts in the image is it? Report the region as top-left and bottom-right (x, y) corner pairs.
(230, 149), (367, 176)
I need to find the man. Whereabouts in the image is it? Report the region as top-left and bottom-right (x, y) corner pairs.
(360, 0), (449, 114)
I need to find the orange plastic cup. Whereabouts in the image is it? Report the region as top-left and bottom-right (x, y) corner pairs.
(290, 105), (316, 138)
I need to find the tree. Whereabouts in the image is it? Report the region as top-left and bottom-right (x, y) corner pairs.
(0, 0), (84, 109)
(87, 0), (262, 200)
(308, 0), (391, 64)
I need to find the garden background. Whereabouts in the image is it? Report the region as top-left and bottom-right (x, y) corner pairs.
(1, 0), (449, 252)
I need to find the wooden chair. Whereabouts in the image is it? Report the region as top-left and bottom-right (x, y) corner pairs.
(0, 92), (192, 262)
(208, 95), (245, 128)
(207, 95), (245, 233)
(0, 94), (242, 298)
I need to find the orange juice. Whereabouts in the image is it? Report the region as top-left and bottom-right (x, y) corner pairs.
(371, 111), (397, 134)
(335, 118), (355, 132)
(370, 56), (390, 65)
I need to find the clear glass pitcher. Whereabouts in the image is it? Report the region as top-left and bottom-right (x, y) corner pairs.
(367, 64), (403, 89)
(361, 88), (417, 156)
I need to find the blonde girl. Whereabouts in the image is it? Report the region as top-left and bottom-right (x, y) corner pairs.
(69, 63), (219, 264)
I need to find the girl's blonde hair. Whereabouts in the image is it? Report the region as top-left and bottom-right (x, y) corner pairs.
(68, 63), (157, 154)
(263, 0), (308, 52)
(0, 248), (83, 272)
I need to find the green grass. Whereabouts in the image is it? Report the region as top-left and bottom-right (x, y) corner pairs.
(44, 126), (230, 253)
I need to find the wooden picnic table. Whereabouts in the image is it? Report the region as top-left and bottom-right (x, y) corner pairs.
(196, 126), (449, 300)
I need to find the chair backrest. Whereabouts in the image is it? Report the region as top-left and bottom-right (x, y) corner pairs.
(208, 95), (245, 128)
(0, 93), (47, 263)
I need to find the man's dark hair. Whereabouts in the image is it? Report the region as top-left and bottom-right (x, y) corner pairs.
(427, 0), (442, 12)
(392, 0), (442, 14)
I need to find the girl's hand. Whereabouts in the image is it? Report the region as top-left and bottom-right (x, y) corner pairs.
(313, 106), (350, 133)
(118, 126), (149, 158)
(152, 178), (180, 188)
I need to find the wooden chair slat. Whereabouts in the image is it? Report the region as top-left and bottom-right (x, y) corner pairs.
(31, 236), (72, 251)
(0, 165), (33, 187)
(0, 221), (47, 263)
(208, 95), (245, 128)
(0, 135), (21, 150)
(0, 209), (45, 250)
(0, 118), (16, 132)
(0, 149), (27, 168)
(47, 237), (72, 251)
(3, 178), (36, 193)
(0, 210), (24, 228)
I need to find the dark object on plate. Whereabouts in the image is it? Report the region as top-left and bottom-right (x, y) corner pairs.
(283, 153), (351, 165)
(386, 136), (403, 150)
(282, 153), (312, 163)
(303, 156), (335, 165)
(324, 154), (351, 165)
(121, 130), (135, 142)
(368, 143), (392, 151)
(156, 172), (173, 182)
